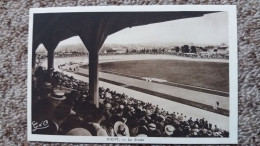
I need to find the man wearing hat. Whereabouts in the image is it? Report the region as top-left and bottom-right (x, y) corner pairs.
(163, 125), (175, 137)
(32, 103), (73, 135)
(147, 123), (162, 137)
(114, 121), (130, 137)
(103, 103), (112, 118)
(47, 89), (67, 107)
(44, 67), (54, 83)
(32, 90), (66, 122)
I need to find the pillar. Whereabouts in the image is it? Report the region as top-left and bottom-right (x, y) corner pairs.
(89, 49), (99, 108)
(47, 50), (54, 69)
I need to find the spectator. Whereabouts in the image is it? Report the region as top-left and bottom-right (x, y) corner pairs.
(147, 123), (161, 137)
(32, 103), (72, 135)
(114, 121), (130, 137)
(66, 128), (92, 136)
(83, 108), (108, 136)
(163, 125), (175, 137)
(128, 121), (140, 136)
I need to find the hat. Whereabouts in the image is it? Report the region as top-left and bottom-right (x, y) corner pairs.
(159, 115), (165, 121)
(193, 132), (198, 136)
(173, 119), (180, 125)
(114, 121), (130, 137)
(165, 125), (175, 135)
(130, 107), (135, 112)
(66, 128), (92, 136)
(207, 130), (212, 136)
(105, 103), (112, 109)
(146, 110), (152, 115)
(192, 128), (199, 133)
(177, 115), (183, 121)
(119, 105), (124, 109)
(48, 90), (66, 100)
(183, 121), (189, 126)
(212, 132), (217, 137)
(70, 109), (76, 115)
(148, 123), (156, 131)
(136, 134), (148, 137)
(43, 82), (52, 88)
(202, 128), (207, 134)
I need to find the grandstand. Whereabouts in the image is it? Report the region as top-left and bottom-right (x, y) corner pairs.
(31, 11), (229, 137)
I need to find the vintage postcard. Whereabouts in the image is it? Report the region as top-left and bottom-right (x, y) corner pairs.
(27, 5), (238, 144)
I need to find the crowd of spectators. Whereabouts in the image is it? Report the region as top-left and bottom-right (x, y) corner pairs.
(31, 67), (229, 137)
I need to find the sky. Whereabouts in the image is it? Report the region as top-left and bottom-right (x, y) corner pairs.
(37, 11), (228, 52)
(104, 11), (228, 46)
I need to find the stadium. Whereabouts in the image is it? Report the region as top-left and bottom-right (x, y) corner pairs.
(30, 11), (230, 137)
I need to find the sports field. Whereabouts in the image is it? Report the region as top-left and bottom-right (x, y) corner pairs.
(96, 60), (229, 92)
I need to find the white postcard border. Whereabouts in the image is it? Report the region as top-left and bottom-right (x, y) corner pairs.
(27, 5), (238, 144)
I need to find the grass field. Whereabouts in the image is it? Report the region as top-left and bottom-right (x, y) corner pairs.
(85, 60), (229, 92)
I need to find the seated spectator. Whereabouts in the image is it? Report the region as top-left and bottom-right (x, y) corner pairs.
(44, 68), (54, 83)
(103, 103), (112, 118)
(147, 123), (161, 137)
(163, 125), (175, 137)
(110, 108), (125, 125)
(66, 128), (92, 136)
(114, 121), (130, 137)
(32, 103), (72, 135)
(173, 126), (184, 137)
(83, 108), (108, 136)
(59, 114), (83, 134)
(38, 82), (52, 99)
(32, 90), (66, 122)
(128, 121), (140, 136)
(213, 125), (220, 132)
(155, 115), (165, 133)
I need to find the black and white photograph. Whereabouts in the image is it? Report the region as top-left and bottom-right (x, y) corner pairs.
(27, 6), (238, 144)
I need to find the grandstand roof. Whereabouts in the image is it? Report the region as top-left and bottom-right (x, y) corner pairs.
(32, 11), (216, 53)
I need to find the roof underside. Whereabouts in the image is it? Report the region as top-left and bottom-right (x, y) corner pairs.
(33, 11), (217, 53)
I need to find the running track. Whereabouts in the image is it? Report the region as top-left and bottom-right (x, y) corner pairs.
(76, 68), (229, 116)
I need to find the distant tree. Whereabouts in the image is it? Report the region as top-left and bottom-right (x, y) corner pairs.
(175, 46), (180, 52)
(162, 48), (165, 53)
(181, 45), (189, 53)
(190, 46), (196, 53)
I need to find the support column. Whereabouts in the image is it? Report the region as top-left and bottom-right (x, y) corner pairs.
(89, 50), (99, 108)
(47, 50), (55, 69)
